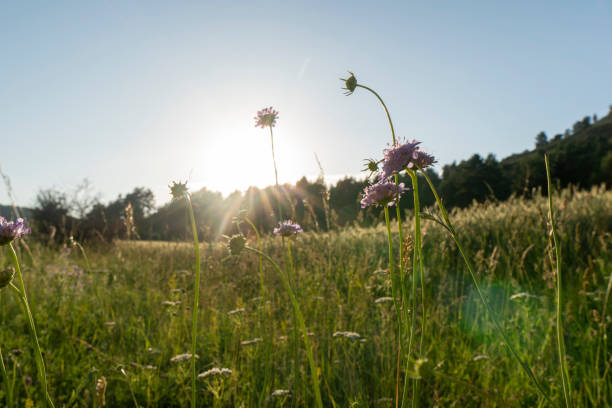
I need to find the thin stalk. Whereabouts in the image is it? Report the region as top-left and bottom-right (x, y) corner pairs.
(403, 170), (425, 408)
(269, 127), (283, 221)
(355, 84), (396, 144)
(184, 194), (202, 408)
(0, 344), (12, 408)
(359, 82), (409, 408)
(287, 239), (300, 408)
(73, 241), (91, 272)
(8, 243), (55, 407)
(418, 169), (556, 407)
(384, 207), (402, 407)
(410, 172), (425, 359)
(245, 246), (324, 408)
(545, 155), (572, 408)
(244, 217), (265, 302)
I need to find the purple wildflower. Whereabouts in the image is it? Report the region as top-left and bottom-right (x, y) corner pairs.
(0, 217), (30, 246)
(380, 139), (421, 179)
(411, 150), (437, 169)
(360, 181), (407, 208)
(380, 139), (437, 178)
(273, 220), (303, 237)
(254, 107), (279, 128)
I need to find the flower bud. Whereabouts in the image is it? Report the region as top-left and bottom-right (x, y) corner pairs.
(227, 234), (246, 256)
(341, 71), (357, 95)
(169, 181), (189, 200)
(0, 266), (15, 288)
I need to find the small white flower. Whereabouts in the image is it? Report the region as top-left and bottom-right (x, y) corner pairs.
(333, 331), (361, 340)
(240, 338), (263, 346)
(170, 353), (198, 363)
(198, 367), (232, 379)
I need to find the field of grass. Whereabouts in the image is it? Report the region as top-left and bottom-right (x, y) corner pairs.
(1, 185), (611, 407)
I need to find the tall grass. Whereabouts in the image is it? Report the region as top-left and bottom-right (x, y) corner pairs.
(0, 185), (609, 406)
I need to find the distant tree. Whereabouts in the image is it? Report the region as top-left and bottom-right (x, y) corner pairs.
(535, 131), (548, 148)
(32, 188), (73, 242)
(593, 113), (598, 123)
(70, 178), (100, 219)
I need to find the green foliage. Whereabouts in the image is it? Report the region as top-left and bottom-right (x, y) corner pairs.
(0, 186), (610, 406)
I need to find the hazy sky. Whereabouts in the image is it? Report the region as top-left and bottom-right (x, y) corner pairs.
(1, 1), (611, 208)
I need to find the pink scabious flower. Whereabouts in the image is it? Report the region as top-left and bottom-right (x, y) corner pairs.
(411, 150), (437, 170)
(254, 107), (279, 128)
(360, 181), (407, 208)
(380, 139), (437, 179)
(0, 217), (30, 246)
(380, 139), (421, 179)
(273, 220), (303, 237)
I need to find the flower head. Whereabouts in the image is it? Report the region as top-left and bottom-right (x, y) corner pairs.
(340, 71), (357, 95)
(360, 181), (407, 208)
(362, 158), (381, 180)
(273, 220), (303, 237)
(410, 150), (437, 170)
(198, 367), (232, 379)
(227, 234), (246, 256)
(0, 217), (30, 246)
(380, 139), (421, 180)
(254, 107), (279, 128)
(169, 181), (189, 200)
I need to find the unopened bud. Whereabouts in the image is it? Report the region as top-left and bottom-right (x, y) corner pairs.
(0, 267), (15, 288)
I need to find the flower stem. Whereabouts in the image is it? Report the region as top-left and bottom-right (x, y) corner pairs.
(73, 241), (91, 272)
(8, 243), (55, 408)
(245, 246), (324, 408)
(269, 127), (283, 221)
(184, 194), (202, 408)
(404, 170), (424, 408)
(359, 82), (409, 408)
(418, 169), (555, 407)
(244, 217), (265, 303)
(356, 84), (396, 144)
(545, 155), (572, 408)
(384, 207), (402, 407)
(287, 239), (300, 407)
(0, 344), (12, 408)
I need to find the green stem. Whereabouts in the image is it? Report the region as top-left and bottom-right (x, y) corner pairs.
(8, 243), (55, 407)
(245, 246), (324, 408)
(269, 127), (283, 221)
(74, 242), (91, 272)
(287, 239), (300, 408)
(244, 217), (265, 302)
(418, 169), (556, 407)
(359, 82), (409, 408)
(185, 194), (202, 408)
(356, 84), (396, 144)
(0, 344), (12, 408)
(404, 170), (424, 408)
(545, 155), (572, 408)
(384, 207), (402, 407)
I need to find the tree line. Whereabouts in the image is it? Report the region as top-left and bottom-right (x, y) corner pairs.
(19, 108), (612, 244)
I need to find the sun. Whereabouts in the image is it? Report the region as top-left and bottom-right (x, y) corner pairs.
(197, 122), (280, 196)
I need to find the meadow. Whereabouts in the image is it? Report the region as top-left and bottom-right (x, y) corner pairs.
(0, 184), (610, 407)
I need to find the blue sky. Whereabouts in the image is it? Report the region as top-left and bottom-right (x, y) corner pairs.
(1, 1), (611, 208)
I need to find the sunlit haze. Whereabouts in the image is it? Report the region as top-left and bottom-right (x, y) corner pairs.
(1, 1), (610, 207)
